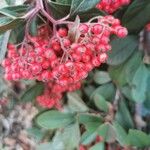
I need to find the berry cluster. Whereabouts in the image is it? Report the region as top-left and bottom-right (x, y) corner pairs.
(97, 0), (131, 14)
(2, 15), (127, 108)
(146, 23), (150, 31)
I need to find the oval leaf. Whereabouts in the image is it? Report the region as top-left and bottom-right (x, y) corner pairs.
(107, 35), (138, 66)
(93, 94), (109, 112)
(94, 71), (111, 85)
(36, 110), (76, 129)
(21, 82), (44, 103)
(70, 0), (100, 16)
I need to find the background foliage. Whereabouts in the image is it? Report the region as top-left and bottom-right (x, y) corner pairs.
(0, 0), (150, 149)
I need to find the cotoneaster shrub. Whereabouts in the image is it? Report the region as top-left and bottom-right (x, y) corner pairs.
(0, 0), (150, 149)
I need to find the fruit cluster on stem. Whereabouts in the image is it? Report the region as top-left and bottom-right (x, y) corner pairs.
(2, 0), (128, 109)
(96, 0), (131, 14)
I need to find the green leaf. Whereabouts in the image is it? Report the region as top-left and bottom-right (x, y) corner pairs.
(107, 35), (138, 65)
(93, 71), (111, 85)
(115, 99), (134, 129)
(127, 129), (150, 147)
(0, 30), (10, 63)
(109, 64), (127, 86)
(91, 83), (116, 102)
(37, 143), (52, 150)
(0, 8), (18, 18)
(122, 0), (150, 33)
(29, 16), (38, 36)
(125, 51), (142, 84)
(98, 123), (116, 143)
(9, 22), (25, 43)
(144, 77), (150, 109)
(81, 130), (97, 145)
(21, 82), (44, 103)
(52, 122), (80, 150)
(27, 127), (45, 142)
(56, 0), (72, 5)
(109, 51), (142, 86)
(93, 94), (109, 112)
(36, 110), (76, 129)
(76, 8), (105, 22)
(90, 142), (105, 150)
(113, 121), (128, 146)
(121, 85), (134, 101)
(0, 16), (24, 34)
(131, 63), (150, 102)
(78, 114), (103, 131)
(70, 0), (100, 16)
(48, 1), (70, 19)
(67, 92), (89, 112)
(0, 5), (28, 14)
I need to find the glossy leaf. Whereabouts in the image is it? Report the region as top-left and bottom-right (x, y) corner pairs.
(93, 71), (111, 85)
(115, 99), (134, 129)
(107, 35), (138, 65)
(127, 129), (150, 147)
(21, 82), (44, 103)
(79, 114), (103, 131)
(122, 0), (150, 33)
(81, 130), (97, 145)
(36, 110), (76, 129)
(131, 63), (150, 102)
(113, 122), (128, 146)
(0, 16), (24, 34)
(52, 122), (80, 150)
(91, 83), (116, 102)
(70, 0), (100, 16)
(93, 94), (109, 112)
(67, 92), (89, 112)
(90, 142), (105, 150)
(47, 1), (70, 19)
(98, 123), (116, 143)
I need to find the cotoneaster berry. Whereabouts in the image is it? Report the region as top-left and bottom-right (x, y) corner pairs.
(96, 0), (131, 14)
(2, 15), (128, 109)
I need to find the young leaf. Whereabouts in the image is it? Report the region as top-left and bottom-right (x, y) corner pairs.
(36, 110), (76, 129)
(21, 82), (44, 103)
(70, 0), (100, 16)
(68, 15), (80, 42)
(0, 30), (10, 63)
(107, 35), (138, 66)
